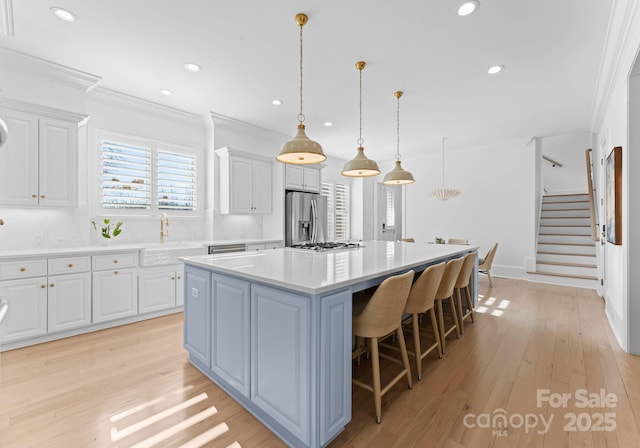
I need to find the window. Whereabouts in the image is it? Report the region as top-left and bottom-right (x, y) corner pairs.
(99, 135), (197, 214)
(321, 180), (350, 241)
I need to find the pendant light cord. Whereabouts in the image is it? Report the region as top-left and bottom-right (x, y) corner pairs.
(395, 94), (401, 160)
(298, 23), (304, 124)
(358, 67), (363, 146)
(441, 137), (447, 187)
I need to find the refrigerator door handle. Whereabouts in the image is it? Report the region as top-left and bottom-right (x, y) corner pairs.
(311, 199), (318, 243)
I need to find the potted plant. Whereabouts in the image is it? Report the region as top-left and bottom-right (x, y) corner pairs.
(92, 218), (123, 244)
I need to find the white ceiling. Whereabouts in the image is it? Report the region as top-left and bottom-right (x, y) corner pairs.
(2, 0), (613, 161)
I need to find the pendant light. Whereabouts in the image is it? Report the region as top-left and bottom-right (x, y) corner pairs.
(276, 13), (326, 165)
(431, 137), (461, 200)
(342, 61), (380, 177)
(382, 91), (415, 186)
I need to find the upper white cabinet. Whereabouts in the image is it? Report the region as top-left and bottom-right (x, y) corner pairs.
(0, 100), (88, 207)
(285, 165), (322, 193)
(216, 147), (272, 214)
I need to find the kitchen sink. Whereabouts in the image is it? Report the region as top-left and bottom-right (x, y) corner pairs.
(139, 242), (206, 266)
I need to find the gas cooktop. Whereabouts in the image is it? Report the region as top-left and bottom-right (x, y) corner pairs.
(289, 242), (362, 252)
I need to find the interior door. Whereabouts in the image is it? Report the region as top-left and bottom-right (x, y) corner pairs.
(376, 183), (402, 241)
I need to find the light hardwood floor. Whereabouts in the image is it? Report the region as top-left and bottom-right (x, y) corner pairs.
(1, 277), (639, 447)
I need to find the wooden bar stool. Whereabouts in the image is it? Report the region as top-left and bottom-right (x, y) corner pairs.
(434, 257), (465, 354)
(454, 252), (477, 334)
(403, 262), (446, 380)
(352, 270), (414, 424)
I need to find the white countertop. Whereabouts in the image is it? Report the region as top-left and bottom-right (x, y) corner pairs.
(181, 241), (478, 295)
(0, 238), (283, 260)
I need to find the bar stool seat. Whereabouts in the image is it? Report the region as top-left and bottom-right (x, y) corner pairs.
(454, 252), (477, 334)
(434, 257), (465, 354)
(402, 262), (446, 380)
(352, 270), (414, 424)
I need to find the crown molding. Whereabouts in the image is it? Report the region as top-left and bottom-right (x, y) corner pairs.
(0, 47), (101, 91)
(90, 86), (204, 124)
(0, 0), (14, 38)
(590, 0), (640, 133)
(0, 94), (89, 125)
(210, 112), (288, 143)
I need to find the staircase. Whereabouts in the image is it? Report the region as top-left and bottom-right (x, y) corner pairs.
(527, 193), (599, 290)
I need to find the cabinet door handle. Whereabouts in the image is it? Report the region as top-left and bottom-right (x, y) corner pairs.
(114, 271), (119, 275)
(171, 277), (175, 280)
(40, 195), (46, 199)
(68, 263), (73, 268)
(113, 260), (118, 264)
(177, 276), (181, 279)
(19, 267), (26, 272)
(32, 194), (37, 199)
(40, 284), (46, 289)
(49, 283), (55, 288)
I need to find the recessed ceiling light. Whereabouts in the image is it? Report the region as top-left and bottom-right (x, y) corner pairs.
(457, 0), (479, 16)
(50, 7), (77, 22)
(487, 65), (504, 74)
(184, 63), (201, 73)
(271, 99), (282, 106)
(159, 89), (173, 96)
(323, 122), (333, 127)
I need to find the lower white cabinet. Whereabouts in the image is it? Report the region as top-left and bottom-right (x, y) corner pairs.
(92, 268), (137, 323)
(184, 266), (211, 367)
(138, 266), (184, 313)
(211, 273), (251, 397)
(48, 272), (91, 332)
(0, 277), (47, 342)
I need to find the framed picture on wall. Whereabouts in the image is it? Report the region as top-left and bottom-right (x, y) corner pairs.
(606, 146), (622, 245)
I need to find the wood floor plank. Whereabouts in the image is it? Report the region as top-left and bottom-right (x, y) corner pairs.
(2, 277), (640, 447)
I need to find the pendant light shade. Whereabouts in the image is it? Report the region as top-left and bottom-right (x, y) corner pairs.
(276, 13), (326, 165)
(383, 91), (414, 186)
(342, 61), (380, 177)
(0, 118), (7, 149)
(431, 137), (461, 200)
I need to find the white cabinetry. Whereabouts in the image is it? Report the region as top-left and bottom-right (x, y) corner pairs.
(138, 266), (183, 313)
(0, 101), (88, 207)
(216, 147), (272, 214)
(47, 256), (92, 332)
(0, 276), (47, 342)
(92, 253), (138, 323)
(246, 241), (285, 251)
(285, 165), (322, 193)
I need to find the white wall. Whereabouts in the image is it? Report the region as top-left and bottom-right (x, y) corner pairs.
(590, 0), (640, 352)
(540, 131), (591, 194)
(399, 139), (536, 279)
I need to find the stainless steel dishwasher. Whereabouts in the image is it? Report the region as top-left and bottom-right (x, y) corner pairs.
(207, 243), (247, 255)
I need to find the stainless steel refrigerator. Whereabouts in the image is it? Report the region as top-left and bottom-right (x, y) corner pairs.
(285, 191), (327, 246)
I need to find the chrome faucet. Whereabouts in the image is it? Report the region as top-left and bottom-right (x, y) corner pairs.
(160, 213), (169, 243)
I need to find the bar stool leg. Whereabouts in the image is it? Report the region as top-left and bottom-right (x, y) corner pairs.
(465, 285), (475, 323)
(371, 337), (382, 424)
(448, 295), (461, 339)
(411, 314), (423, 380)
(396, 327), (413, 389)
(436, 299), (446, 354)
(429, 308), (442, 358)
(456, 288), (465, 334)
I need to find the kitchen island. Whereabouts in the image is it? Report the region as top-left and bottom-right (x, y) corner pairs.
(180, 241), (478, 448)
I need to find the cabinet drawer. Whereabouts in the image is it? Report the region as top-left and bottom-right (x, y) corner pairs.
(246, 243), (266, 252)
(266, 241), (285, 250)
(48, 256), (91, 275)
(0, 259), (47, 280)
(92, 252), (138, 270)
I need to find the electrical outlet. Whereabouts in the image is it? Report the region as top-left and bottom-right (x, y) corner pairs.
(35, 233), (43, 245)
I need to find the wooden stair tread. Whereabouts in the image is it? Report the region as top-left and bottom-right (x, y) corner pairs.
(542, 200), (589, 204)
(527, 271), (598, 281)
(536, 260), (597, 268)
(537, 251), (595, 257)
(541, 207), (590, 211)
(544, 193), (588, 197)
(538, 242), (594, 246)
(540, 224), (591, 228)
(539, 233), (593, 236)
(540, 216), (590, 219)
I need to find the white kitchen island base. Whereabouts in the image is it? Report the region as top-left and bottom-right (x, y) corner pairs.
(182, 241), (478, 447)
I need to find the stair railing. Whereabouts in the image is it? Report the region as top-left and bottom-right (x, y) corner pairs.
(585, 148), (599, 241)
